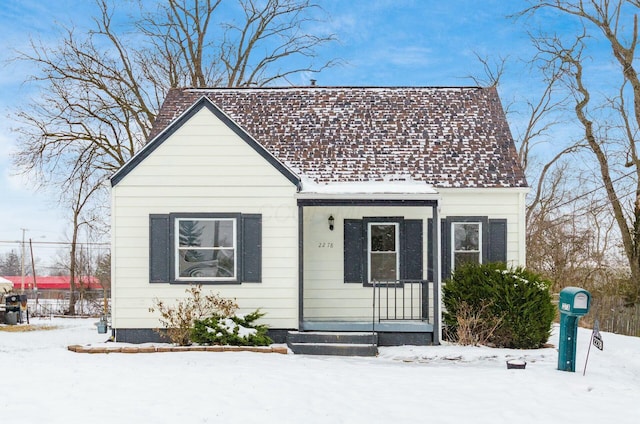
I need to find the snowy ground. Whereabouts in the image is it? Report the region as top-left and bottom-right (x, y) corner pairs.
(0, 318), (638, 424)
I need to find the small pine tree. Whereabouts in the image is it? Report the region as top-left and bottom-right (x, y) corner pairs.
(0, 250), (22, 276)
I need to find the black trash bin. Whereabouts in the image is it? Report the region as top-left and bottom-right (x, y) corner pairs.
(5, 294), (21, 325)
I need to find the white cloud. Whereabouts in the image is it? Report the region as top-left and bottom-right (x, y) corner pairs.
(375, 45), (433, 67)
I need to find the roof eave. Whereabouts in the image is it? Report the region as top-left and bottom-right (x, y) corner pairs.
(296, 192), (441, 201)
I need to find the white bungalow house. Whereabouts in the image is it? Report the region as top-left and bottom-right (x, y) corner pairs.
(110, 86), (528, 349)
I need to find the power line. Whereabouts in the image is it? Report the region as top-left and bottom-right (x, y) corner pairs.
(0, 240), (109, 247)
(543, 169), (636, 212)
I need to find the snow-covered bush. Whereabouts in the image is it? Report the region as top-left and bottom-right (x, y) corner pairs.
(149, 285), (239, 346)
(190, 310), (272, 346)
(443, 262), (556, 349)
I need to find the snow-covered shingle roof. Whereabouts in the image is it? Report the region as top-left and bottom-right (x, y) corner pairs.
(148, 86), (527, 188)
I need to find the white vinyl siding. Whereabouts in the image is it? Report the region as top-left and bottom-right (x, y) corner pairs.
(111, 107), (299, 330)
(438, 188), (527, 267)
(303, 206), (433, 322)
(301, 188), (527, 323)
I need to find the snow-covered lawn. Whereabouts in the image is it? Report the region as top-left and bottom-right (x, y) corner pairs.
(0, 318), (638, 423)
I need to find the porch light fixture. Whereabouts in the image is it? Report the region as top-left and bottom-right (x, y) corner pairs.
(328, 215), (335, 231)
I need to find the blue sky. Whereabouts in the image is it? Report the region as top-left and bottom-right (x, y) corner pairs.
(0, 0), (590, 267)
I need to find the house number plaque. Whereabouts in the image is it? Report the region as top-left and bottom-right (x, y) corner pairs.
(318, 242), (334, 248)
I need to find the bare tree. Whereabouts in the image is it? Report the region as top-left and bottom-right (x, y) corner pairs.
(465, 53), (508, 88)
(11, 0), (336, 291)
(466, 50), (569, 174)
(137, 0), (224, 88)
(63, 161), (105, 315)
(465, 26), (628, 300)
(526, 162), (616, 290)
(522, 1), (640, 300)
(219, 0), (337, 86)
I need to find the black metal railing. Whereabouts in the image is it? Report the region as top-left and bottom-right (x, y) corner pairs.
(371, 279), (429, 323)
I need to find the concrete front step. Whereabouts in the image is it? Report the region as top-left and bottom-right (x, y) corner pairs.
(286, 331), (378, 356)
(288, 343), (378, 357)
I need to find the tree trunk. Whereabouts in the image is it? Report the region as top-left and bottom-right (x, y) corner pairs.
(68, 221), (79, 315)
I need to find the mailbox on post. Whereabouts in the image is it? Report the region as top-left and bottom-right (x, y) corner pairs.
(557, 287), (591, 372)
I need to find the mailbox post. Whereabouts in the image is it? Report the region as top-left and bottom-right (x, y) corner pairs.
(557, 287), (591, 372)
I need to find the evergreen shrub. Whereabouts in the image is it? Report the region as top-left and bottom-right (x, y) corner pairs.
(191, 310), (273, 346)
(443, 262), (556, 349)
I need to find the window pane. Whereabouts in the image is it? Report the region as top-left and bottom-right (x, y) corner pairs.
(371, 252), (397, 281)
(178, 249), (235, 278)
(454, 223), (479, 251)
(179, 220), (204, 247)
(454, 251), (480, 267)
(371, 225), (396, 252)
(179, 220), (234, 248)
(215, 250), (235, 277)
(181, 249), (216, 263)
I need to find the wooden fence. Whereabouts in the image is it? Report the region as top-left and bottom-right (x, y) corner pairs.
(582, 296), (640, 337)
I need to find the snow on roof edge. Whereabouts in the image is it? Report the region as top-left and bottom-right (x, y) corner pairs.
(298, 178), (439, 195)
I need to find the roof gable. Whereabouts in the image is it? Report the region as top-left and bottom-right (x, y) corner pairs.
(122, 86), (527, 189)
(111, 96), (301, 187)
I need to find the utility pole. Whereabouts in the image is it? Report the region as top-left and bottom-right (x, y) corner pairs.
(20, 228), (27, 293)
(30, 238), (38, 312)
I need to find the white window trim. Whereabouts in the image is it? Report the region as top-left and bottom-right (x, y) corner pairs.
(451, 221), (482, 271)
(174, 217), (237, 281)
(367, 222), (400, 283)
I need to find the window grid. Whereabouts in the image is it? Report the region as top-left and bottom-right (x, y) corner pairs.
(368, 222), (400, 283)
(451, 221), (482, 270)
(175, 218), (237, 281)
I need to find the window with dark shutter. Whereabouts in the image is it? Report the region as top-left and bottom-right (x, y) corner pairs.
(440, 216), (508, 280)
(344, 217), (423, 285)
(148, 213), (262, 284)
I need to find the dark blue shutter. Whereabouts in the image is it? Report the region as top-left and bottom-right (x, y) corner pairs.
(441, 218), (451, 280)
(149, 214), (171, 283)
(488, 219), (507, 263)
(344, 219), (365, 283)
(401, 220), (423, 280)
(427, 219), (434, 282)
(241, 214), (262, 282)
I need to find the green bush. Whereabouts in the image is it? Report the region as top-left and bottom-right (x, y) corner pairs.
(191, 310), (273, 346)
(443, 262), (556, 349)
(149, 285), (239, 345)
